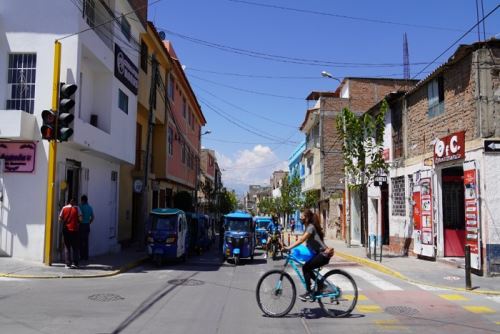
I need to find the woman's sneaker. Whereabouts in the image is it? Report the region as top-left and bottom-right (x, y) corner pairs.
(298, 292), (314, 302)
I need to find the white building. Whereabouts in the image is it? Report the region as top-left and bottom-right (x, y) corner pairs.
(0, 0), (146, 262)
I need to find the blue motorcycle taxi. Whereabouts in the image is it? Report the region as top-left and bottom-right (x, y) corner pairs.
(223, 211), (255, 265)
(146, 208), (188, 265)
(254, 216), (272, 249)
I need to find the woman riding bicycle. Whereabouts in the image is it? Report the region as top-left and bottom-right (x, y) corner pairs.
(284, 209), (334, 301)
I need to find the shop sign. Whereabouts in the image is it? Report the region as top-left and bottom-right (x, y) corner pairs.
(434, 131), (465, 164)
(463, 160), (481, 270)
(373, 175), (387, 187)
(0, 142), (36, 173)
(419, 178), (433, 246)
(382, 148), (390, 161)
(114, 43), (138, 95)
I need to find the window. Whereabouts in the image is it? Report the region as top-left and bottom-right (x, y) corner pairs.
(140, 41), (148, 72)
(167, 73), (174, 101)
(391, 176), (406, 216)
(182, 97), (187, 119)
(188, 109), (193, 128)
(181, 142), (186, 164)
(167, 127), (173, 156)
(120, 16), (131, 41)
(6, 53), (37, 114)
(428, 76), (444, 118)
(84, 0), (96, 27)
(118, 89), (128, 114)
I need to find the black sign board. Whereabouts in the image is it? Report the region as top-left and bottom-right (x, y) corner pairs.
(374, 175), (387, 187)
(114, 43), (138, 95)
(484, 140), (500, 153)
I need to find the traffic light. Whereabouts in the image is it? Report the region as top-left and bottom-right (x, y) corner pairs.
(41, 109), (57, 140)
(57, 82), (77, 141)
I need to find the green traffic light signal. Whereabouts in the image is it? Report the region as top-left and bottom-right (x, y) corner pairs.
(57, 83), (77, 142)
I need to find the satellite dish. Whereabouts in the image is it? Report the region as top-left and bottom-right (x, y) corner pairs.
(158, 31), (166, 40)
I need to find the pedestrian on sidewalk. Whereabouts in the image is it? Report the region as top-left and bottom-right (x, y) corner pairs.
(59, 198), (82, 269)
(284, 209), (334, 301)
(290, 218), (296, 234)
(79, 195), (94, 262)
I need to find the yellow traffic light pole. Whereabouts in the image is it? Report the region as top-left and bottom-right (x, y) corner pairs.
(43, 41), (61, 265)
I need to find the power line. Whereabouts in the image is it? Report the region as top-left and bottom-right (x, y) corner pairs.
(411, 4), (499, 81)
(192, 83), (298, 128)
(190, 74), (303, 100)
(61, 0), (164, 41)
(228, 0), (465, 33)
(160, 27), (440, 68)
(203, 137), (296, 145)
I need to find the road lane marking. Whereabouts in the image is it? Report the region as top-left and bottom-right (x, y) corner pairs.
(439, 294), (469, 301)
(348, 268), (403, 291)
(463, 306), (496, 314)
(374, 319), (409, 331)
(357, 305), (382, 313)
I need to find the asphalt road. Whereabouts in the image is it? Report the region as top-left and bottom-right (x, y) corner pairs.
(0, 247), (499, 334)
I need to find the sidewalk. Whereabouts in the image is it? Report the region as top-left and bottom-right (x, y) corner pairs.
(0, 247), (148, 279)
(282, 231), (499, 295)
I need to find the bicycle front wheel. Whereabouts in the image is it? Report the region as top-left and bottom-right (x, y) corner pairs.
(317, 269), (358, 317)
(256, 270), (296, 317)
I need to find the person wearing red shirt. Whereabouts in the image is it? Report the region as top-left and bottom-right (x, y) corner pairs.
(59, 198), (82, 268)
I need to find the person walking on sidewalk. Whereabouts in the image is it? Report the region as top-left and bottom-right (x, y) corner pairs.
(59, 198), (82, 268)
(284, 209), (334, 301)
(79, 195), (94, 262)
(290, 218), (296, 234)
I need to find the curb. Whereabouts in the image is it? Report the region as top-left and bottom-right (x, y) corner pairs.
(0, 256), (149, 279)
(334, 251), (500, 296)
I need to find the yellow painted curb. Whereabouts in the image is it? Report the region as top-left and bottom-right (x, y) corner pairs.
(334, 251), (500, 296)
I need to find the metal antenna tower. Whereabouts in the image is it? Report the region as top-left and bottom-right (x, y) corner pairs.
(403, 33), (410, 80)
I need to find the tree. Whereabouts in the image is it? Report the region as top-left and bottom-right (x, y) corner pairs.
(303, 190), (319, 210)
(218, 188), (237, 215)
(336, 100), (389, 250)
(279, 174), (303, 227)
(257, 196), (274, 215)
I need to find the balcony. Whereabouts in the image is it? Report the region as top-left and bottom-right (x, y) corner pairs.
(79, 0), (114, 50)
(0, 110), (37, 140)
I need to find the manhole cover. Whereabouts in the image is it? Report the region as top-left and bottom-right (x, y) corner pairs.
(444, 275), (461, 281)
(168, 278), (204, 286)
(88, 293), (124, 302)
(385, 306), (419, 316)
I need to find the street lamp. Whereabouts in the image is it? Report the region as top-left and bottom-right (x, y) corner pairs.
(321, 71), (350, 247)
(321, 71), (341, 83)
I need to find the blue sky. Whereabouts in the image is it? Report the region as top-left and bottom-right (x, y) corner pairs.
(149, 0), (499, 195)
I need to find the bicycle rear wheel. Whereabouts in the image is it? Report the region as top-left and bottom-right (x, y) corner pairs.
(317, 269), (358, 317)
(256, 270), (296, 317)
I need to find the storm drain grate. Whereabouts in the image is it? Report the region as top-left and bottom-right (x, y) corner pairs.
(168, 278), (204, 286)
(88, 293), (125, 302)
(385, 306), (419, 317)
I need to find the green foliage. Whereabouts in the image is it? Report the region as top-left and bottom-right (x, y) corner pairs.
(173, 191), (194, 212)
(303, 190), (319, 210)
(279, 174), (303, 216)
(216, 188), (237, 214)
(336, 99), (389, 189)
(257, 196), (275, 215)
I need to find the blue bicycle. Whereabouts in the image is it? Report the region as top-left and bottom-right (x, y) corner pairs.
(256, 251), (358, 317)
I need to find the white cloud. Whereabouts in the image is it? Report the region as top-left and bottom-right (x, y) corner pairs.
(216, 145), (288, 195)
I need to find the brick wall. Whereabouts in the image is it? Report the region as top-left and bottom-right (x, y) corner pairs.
(347, 79), (412, 113)
(406, 53), (477, 159)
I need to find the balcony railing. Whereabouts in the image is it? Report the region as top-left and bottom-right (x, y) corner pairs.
(79, 0), (114, 50)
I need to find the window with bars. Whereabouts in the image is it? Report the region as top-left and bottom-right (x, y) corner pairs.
(6, 53), (37, 114)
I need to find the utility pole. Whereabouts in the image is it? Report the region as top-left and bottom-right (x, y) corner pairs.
(43, 41), (61, 265)
(139, 55), (158, 248)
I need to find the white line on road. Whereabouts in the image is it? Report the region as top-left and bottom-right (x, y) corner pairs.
(348, 268), (403, 291)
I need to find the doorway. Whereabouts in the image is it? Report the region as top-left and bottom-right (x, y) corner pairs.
(381, 183), (389, 245)
(442, 166), (465, 257)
